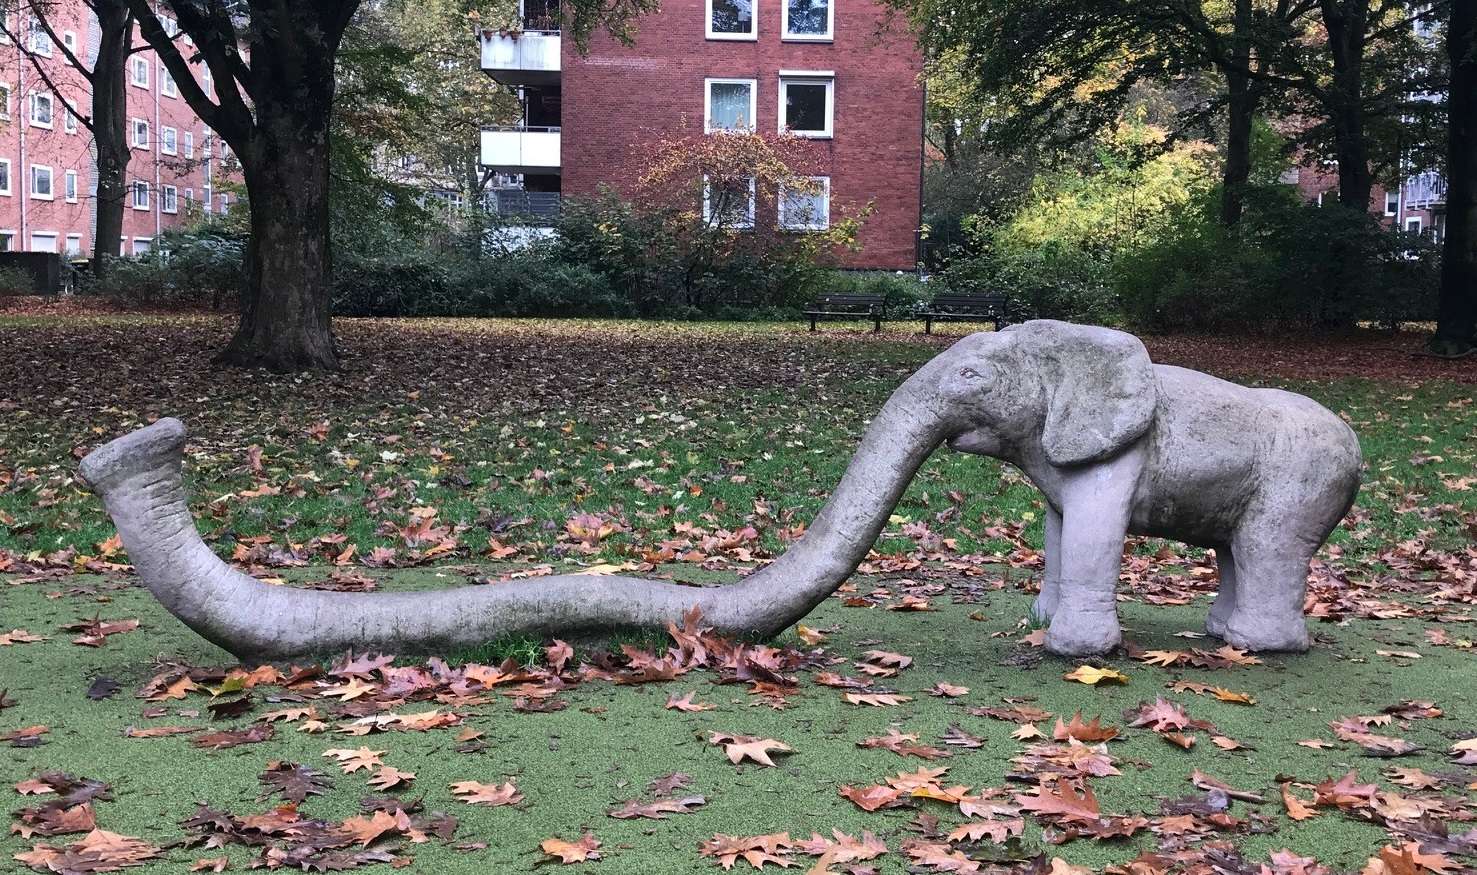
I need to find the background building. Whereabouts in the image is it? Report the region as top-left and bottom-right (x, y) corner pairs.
(0, 2), (234, 257)
(479, 0), (925, 270)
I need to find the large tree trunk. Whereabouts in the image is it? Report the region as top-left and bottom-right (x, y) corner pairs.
(217, 138), (339, 371)
(1432, 0), (1477, 356)
(79, 358), (954, 661)
(1220, 0), (1256, 226)
(90, 1), (131, 277)
(1321, 0), (1374, 210)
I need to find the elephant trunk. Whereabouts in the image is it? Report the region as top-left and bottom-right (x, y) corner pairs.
(80, 367), (950, 662)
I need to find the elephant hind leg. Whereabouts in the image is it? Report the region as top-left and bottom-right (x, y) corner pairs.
(1219, 531), (1312, 653)
(1032, 506), (1063, 622)
(1205, 545), (1238, 640)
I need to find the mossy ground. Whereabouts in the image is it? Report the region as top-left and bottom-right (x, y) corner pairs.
(1, 566), (1472, 872)
(1, 315), (1475, 872)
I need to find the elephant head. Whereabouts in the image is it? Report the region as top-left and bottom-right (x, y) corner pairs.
(939, 321), (1157, 468)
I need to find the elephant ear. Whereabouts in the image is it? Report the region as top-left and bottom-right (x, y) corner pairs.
(1018, 321), (1157, 467)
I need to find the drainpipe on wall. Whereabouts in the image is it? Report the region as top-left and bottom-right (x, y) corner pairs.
(154, 52), (161, 240)
(17, 18), (27, 250)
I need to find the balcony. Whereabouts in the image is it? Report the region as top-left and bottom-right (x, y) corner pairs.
(480, 28), (561, 86)
(1404, 171), (1447, 209)
(480, 126), (561, 174)
(488, 189), (562, 224)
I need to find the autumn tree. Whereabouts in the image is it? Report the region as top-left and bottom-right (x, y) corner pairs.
(1431, 0), (1475, 357)
(2, 0), (136, 274)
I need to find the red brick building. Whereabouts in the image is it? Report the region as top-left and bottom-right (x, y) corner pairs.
(479, 0), (925, 270)
(0, 2), (233, 258)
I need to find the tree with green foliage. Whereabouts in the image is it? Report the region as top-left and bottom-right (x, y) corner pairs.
(1431, 0), (1475, 358)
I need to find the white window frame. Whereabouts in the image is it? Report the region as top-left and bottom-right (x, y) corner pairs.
(62, 31), (76, 56)
(29, 231), (58, 253)
(704, 77), (757, 134)
(779, 176), (831, 231)
(1406, 216), (1423, 234)
(778, 73), (835, 138)
(62, 101), (76, 133)
(184, 187), (194, 208)
(705, 0), (757, 41)
(0, 231), (14, 252)
(131, 117), (149, 149)
(131, 55), (149, 87)
(28, 92), (52, 129)
(162, 184), (178, 214)
(160, 67), (177, 97)
(132, 237), (153, 256)
(27, 19), (52, 56)
(131, 180), (149, 210)
(1384, 191), (1399, 216)
(0, 83), (13, 121)
(30, 164), (53, 200)
(161, 126), (177, 155)
(219, 193), (229, 214)
(782, 0), (834, 41)
(202, 183), (213, 207)
(702, 174), (756, 230)
(183, 131), (194, 158)
(64, 169), (77, 202)
(0, 159), (11, 196)
(64, 234), (82, 256)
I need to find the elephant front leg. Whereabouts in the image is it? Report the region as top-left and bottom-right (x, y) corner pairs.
(1032, 506), (1063, 622)
(1205, 545), (1238, 640)
(1044, 451), (1143, 657)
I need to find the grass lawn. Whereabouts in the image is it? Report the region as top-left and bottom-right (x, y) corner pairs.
(1, 312), (1476, 873)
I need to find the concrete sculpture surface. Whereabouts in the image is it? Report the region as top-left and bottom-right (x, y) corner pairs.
(79, 321), (1360, 661)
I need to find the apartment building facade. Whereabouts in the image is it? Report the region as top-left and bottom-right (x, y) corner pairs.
(0, 2), (233, 258)
(479, 0), (926, 270)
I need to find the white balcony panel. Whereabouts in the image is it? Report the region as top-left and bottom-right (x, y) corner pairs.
(480, 128), (561, 175)
(480, 31), (561, 85)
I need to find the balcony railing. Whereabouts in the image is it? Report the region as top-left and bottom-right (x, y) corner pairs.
(1404, 171), (1447, 209)
(488, 190), (562, 223)
(480, 125), (562, 174)
(480, 27), (561, 86)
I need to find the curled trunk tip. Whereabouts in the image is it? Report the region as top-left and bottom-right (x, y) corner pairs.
(79, 417), (187, 493)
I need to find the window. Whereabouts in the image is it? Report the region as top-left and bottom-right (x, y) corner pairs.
(202, 67), (213, 95)
(705, 78), (756, 133)
(64, 234), (82, 256)
(0, 232), (13, 252)
(29, 92), (52, 129)
(1384, 191), (1400, 216)
(64, 169), (77, 202)
(1406, 216), (1423, 234)
(161, 16), (178, 37)
(30, 232), (57, 253)
(30, 165), (53, 200)
(0, 84), (12, 120)
(184, 187), (194, 207)
(202, 183), (213, 207)
(162, 185), (178, 214)
(132, 180), (149, 210)
(219, 194), (229, 214)
(161, 126), (177, 155)
(0, 159), (10, 195)
(131, 118), (149, 149)
(1315, 191), (1325, 207)
(62, 31), (76, 55)
(702, 175), (756, 229)
(706, 0), (756, 40)
(28, 19), (51, 56)
(183, 131), (194, 158)
(63, 102), (76, 133)
(779, 176), (830, 230)
(131, 55), (149, 88)
(161, 68), (176, 97)
(133, 238), (152, 256)
(779, 74), (834, 137)
(202, 135), (212, 157)
(783, 0), (833, 40)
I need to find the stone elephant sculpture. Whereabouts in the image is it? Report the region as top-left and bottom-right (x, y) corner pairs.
(941, 320), (1362, 655)
(77, 320), (1360, 661)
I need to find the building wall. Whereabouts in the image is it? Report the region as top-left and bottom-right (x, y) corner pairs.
(1292, 165), (1444, 239)
(559, 0), (924, 271)
(0, 2), (235, 258)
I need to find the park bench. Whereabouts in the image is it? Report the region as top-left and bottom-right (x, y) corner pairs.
(803, 293), (889, 333)
(918, 293), (1010, 334)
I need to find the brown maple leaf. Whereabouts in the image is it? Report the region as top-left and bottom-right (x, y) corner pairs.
(839, 784), (905, 812)
(323, 747), (385, 774)
(259, 761), (333, 804)
(698, 833), (795, 869)
(340, 810), (399, 847)
(367, 767), (415, 791)
(1014, 779), (1102, 823)
(540, 832), (602, 864)
(450, 780), (522, 806)
(857, 729), (951, 760)
(192, 724), (273, 750)
(1053, 712), (1120, 742)
(706, 732), (793, 767)
(666, 691), (717, 712)
(606, 795), (706, 819)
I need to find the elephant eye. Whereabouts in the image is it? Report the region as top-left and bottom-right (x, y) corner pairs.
(959, 368), (982, 380)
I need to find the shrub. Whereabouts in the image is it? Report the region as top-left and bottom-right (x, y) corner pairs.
(935, 245), (1117, 324)
(0, 264), (35, 296)
(88, 224), (246, 308)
